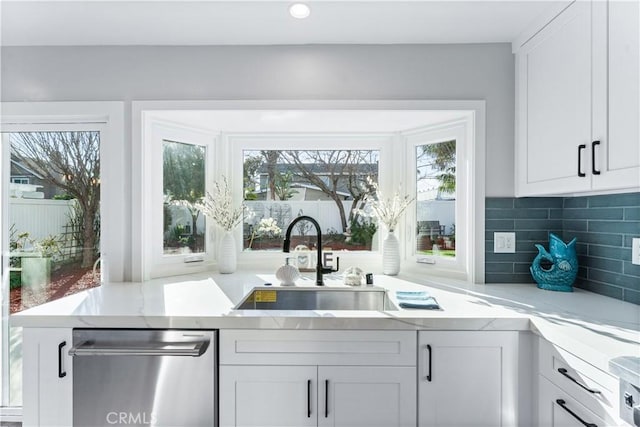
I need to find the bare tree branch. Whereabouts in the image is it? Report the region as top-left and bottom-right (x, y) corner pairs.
(280, 150), (377, 232)
(11, 131), (100, 267)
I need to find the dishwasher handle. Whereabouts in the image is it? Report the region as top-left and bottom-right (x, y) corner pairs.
(69, 339), (209, 357)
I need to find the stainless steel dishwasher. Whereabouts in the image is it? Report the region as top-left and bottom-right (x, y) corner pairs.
(70, 329), (216, 426)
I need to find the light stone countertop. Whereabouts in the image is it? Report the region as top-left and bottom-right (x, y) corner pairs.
(11, 271), (640, 376)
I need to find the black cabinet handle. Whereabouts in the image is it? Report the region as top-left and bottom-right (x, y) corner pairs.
(58, 341), (67, 378)
(578, 144), (586, 177)
(557, 368), (601, 394)
(324, 379), (329, 418)
(591, 141), (601, 175)
(426, 344), (432, 382)
(556, 399), (598, 427)
(307, 379), (311, 418)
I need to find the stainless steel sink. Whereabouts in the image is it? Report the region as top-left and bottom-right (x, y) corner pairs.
(234, 287), (398, 311)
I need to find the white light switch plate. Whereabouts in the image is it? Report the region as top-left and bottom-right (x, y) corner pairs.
(494, 232), (516, 253)
(632, 238), (640, 266)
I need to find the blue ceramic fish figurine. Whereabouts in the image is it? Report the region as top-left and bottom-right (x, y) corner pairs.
(530, 233), (578, 292)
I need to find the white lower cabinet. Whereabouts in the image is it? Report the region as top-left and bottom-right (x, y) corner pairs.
(319, 366), (416, 427)
(219, 330), (417, 427)
(22, 327), (73, 427)
(219, 365), (416, 427)
(537, 338), (622, 427)
(219, 365), (317, 427)
(538, 375), (608, 427)
(418, 331), (520, 427)
(30, 327), (625, 427)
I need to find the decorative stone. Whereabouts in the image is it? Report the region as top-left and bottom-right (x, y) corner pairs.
(343, 266), (365, 286)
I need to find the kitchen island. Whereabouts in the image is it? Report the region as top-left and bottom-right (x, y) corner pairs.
(12, 273), (639, 426)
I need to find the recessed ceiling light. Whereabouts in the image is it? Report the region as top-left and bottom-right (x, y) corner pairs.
(289, 3), (311, 19)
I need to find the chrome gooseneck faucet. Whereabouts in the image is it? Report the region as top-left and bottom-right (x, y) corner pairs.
(283, 215), (339, 286)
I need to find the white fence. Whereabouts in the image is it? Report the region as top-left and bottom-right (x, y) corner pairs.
(9, 198), (76, 242)
(166, 198), (456, 236)
(245, 200), (356, 234)
(248, 200), (455, 235)
(167, 200), (358, 236)
(417, 200), (455, 235)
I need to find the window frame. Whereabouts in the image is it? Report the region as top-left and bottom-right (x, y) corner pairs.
(0, 101), (125, 415)
(10, 178), (29, 185)
(142, 119), (217, 279)
(228, 132), (394, 264)
(133, 100), (485, 283)
(403, 118), (473, 280)
(1, 101), (125, 282)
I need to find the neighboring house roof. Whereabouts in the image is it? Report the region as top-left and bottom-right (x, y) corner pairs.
(256, 183), (351, 198)
(257, 162), (378, 175)
(291, 183), (351, 197)
(257, 162), (378, 196)
(10, 159), (45, 179)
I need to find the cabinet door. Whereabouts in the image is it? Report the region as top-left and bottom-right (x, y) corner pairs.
(418, 331), (518, 427)
(22, 328), (73, 427)
(219, 365), (317, 427)
(593, 0), (640, 190)
(318, 366), (416, 427)
(516, 1), (593, 195)
(538, 375), (608, 427)
(538, 338), (620, 423)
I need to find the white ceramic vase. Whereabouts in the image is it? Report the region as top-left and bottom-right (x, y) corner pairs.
(382, 230), (400, 275)
(218, 231), (237, 274)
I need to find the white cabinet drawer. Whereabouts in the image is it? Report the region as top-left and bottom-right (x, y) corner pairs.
(539, 375), (613, 427)
(539, 339), (619, 422)
(220, 330), (416, 366)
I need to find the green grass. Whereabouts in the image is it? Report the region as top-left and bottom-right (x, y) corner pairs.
(418, 249), (456, 257)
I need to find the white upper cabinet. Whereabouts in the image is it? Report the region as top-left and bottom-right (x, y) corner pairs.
(595, 0), (640, 191)
(517, 1), (593, 195)
(515, 0), (640, 196)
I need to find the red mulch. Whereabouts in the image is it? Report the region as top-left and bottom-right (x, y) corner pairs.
(10, 263), (100, 314)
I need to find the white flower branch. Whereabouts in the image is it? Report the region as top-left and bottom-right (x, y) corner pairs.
(195, 177), (245, 232)
(356, 177), (414, 232)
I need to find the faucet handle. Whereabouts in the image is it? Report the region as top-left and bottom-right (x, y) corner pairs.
(322, 257), (340, 273)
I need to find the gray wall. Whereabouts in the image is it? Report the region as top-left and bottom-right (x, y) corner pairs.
(1, 44), (516, 196)
(486, 193), (640, 305)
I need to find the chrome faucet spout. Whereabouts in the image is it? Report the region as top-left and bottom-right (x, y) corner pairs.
(283, 215), (338, 286)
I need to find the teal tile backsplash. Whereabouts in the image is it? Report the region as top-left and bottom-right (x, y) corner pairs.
(485, 192), (640, 304)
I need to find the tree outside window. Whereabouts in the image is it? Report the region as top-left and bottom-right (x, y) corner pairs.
(242, 149), (379, 251)
(416, 140), (457, 257)
(162, 140), (206, 254)
(8, 131), (102, 314)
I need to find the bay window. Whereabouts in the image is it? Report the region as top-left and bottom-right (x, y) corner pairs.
(137, 104), (484, 283)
